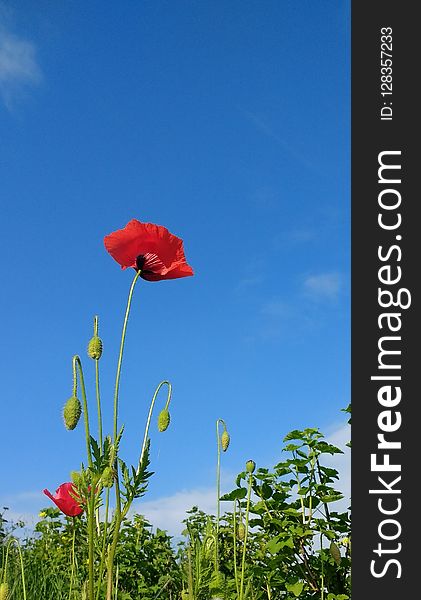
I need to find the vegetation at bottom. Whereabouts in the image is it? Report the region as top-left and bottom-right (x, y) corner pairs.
(1, 422), (351, 600)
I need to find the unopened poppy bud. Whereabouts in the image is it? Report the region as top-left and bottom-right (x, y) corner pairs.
(87, 336), (103, 360)
(63, 396), (82, 430)
(237, 522), (246, 540)
(330, 541), (341, 565)
(0, 582), (10, 600)
(101, 467), (115, 488)
(246, 460), (255, 474)
(221, 430), (230, 452)
(158, 408), (170, 432)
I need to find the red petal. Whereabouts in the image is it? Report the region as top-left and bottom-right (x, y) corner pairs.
(104, 219), (194, 280)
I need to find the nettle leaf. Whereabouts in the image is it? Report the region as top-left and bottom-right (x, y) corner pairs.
(286, 581), (304, 597)
(318, 492), (344, 503)
(319, 466), (340, 480)
(266, 537), (282, 554)
(220, 488), (247, 501)
(284, 443), (302, 452)
(261, 482), (273, 499)
(316, 442), (344, 455)
(283, 430), (304, 442)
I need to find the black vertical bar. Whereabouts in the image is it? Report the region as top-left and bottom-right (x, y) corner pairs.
(352, 1), (418, 597)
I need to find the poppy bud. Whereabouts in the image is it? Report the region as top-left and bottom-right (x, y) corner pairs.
(158, 408), (170, 432)
(237, 522), (246, 541)
(246, 460), (255, 474)
(63, 396), (82, 430)
(0, 582), (10, 600)
(87, 336), (103, 360)
(101, 467), (115, 488)
(330, 541), (341, 565)
(221, 430), (230, 452)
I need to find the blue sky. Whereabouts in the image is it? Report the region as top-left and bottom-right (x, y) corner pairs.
(0, 1), (350, 534)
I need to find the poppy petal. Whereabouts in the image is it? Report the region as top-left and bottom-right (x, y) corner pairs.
(104, 219), (194, 280)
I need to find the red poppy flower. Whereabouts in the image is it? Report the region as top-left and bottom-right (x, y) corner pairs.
(43, 482), (83, 517)
(104, 219), (194, 281)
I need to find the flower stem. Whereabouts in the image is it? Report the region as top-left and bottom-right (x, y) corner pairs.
(73, 356), (93, 468)
(96, 490), (110, 600)
(112, 270), (141, 441)
(106, 270), (141, 600)
(88, 489), (96, 600)
(93, 316), (103, 450)
(137, 380), (172, 474)
(68, 518), (76, 600)
(215, 418), (225, 581)
(239, 472), (253, 600)
(233, 500), (239, 596)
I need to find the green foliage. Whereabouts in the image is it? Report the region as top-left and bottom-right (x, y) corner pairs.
(1, 421), (350, 599)
(178, 425), (351, 599)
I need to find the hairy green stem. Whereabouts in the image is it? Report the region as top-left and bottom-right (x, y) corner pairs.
(69, 519), (76, 600)
(239, 472), (253, 600)
(112, 270), (141, 441)
(233, 500), (239, 596)
(138, 380), (172, 473)
(4, 539), (27, 600)
(88, 489), (96, 600)
(96, 490), (110, 600)
(73, 355), (93, 468)
(106, 270), (141, 600)
(215, 418), (227, 582)
(93, 316), (103, 450)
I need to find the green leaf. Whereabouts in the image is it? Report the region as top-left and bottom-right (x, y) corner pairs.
(260, 482), (272, 499)
(266, 537), (282, 554)
(220, 488), (247, 501)
(286, 581), (304, 597)
(283, 430), (304, 442)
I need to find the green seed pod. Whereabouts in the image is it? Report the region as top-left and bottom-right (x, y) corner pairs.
(330, 541), (341, 565)
(246, 459), (255, 474)
(0, 582), (10, 600)
(101, 467), (115, 488)
(221, 430), (230, 452)
(63, 396), (82, 430)
(87, 335), (103, 360)
(158, 408), (170, 432)
(237, 522), (246, 541)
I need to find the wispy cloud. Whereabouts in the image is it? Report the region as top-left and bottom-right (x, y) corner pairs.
(133, 487), (217, 537)
(0, 25), (42, 108)
(325, 422), (351, 507)
(241, 109), (316, 171)
(303, 272), (341, 301)
(260, 299), (290, 318)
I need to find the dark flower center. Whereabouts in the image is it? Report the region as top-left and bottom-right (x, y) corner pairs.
(136, 253), (162, 276)
(136, 254), (147, 271)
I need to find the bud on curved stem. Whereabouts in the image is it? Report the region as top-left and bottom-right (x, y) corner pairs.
(239, 470), (254, 600)
(215, 418), (230, 583)
(137, 380), (172, 474)
(72, 355), (93, 468)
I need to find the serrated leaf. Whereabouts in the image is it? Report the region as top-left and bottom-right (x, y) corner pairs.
(220, 488), (247, 501)
(283, 430), (304, 442)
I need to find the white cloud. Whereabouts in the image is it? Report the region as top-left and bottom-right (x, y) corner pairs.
(325, 422), (351, 503)
(0, 26), (42, 107)
(133, 487), (217, 537)
(303, 272), (341, 301)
